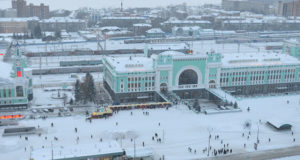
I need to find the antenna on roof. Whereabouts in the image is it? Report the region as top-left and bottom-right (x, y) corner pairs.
(120, 0), (123, 12)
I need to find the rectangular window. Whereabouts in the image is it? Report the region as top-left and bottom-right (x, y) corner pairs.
(3, 89), (6, 98)
(16, 86), (24, 97)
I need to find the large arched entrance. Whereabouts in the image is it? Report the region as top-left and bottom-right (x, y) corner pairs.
(179, 69), (198, 85)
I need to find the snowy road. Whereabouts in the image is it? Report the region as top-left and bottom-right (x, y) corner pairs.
(198, 145), (300, 160)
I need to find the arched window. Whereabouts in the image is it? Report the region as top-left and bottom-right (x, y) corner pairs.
(16, 86), (24, 97)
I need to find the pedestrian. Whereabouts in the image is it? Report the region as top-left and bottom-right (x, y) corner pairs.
(152, 136), (154, 141)
(194, 149), (196, 154)
(116, 122), (118, 126)
(269, 138), (271, 142)
(91, 135), (93, 139)
(142, 141), (145, 147)
(247, 107), (250, 112)
(294, 138), (296, 142)
(244, 143), (246, 148)
(131, 112), (133, 116)
(158, 122), (160, 126)
(51, 122), (53, 127)
(292, 131), (294, 135)
(230, 149), (232, 153)
(75, 128), (77, 133)
(242, 133), (244, 137)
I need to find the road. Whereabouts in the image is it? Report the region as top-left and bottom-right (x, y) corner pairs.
(197, 146), (300, 160)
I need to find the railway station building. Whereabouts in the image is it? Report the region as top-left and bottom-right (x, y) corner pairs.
(103, 50), (300, 103)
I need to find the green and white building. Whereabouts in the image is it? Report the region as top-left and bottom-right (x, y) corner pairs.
(0, 45), (33, 110)
(103, 50), (300, 103)
(283, 39), (300, 60)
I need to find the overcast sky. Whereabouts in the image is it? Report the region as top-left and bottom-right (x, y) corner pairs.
(0, 0), (221, 10)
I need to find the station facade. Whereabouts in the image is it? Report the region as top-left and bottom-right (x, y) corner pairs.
(0, 46), (33, 110)
(103, 50), (300, 103)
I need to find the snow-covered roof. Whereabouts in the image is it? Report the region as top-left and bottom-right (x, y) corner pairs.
(162, 20), (211, 24)
(102, 16), (146, 20)
(222, 52), (300, 68)
(146, 28), (165, 34)
(105, 56), (154, 73)
(173, 26), (201, 31)
(133, 23), (152, 27)
(31, 141), (123, 160)
(100, 26), (120, 31)
(40, 17), (85, 23)
(160, 51), (185, 56)
(0, 17), (39, 22)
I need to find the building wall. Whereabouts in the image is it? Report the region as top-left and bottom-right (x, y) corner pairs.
(220, 65), (300, 87)
(278, 0), (300, 17)
(12, 0), (49, 19)
(0, 21), (28, 33)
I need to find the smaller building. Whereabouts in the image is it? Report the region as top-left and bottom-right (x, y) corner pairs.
(0, 17), (38, 33)
(146, 28), (165, 38)
(283, 39), (300, 60)
(133, 23), (152, 36)
(39, 17), (87, 32)
(172, 26), (201, 37)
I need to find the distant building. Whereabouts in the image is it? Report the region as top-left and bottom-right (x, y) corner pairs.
(39, 17), (87, 32)
(133, 23), (152, 36)
(146, 28), (166, 38)
(172, 26), (201, 37)
(278, 0), (300, 17)
(222, 0), (270, 14)
(12, 0), (49, 19)
(283, 39), (300, 59)
(0, 17), (38, 33)
(0, 9), (17, 18)
(161, 17), (211, 32)
(100, 16), (148, 28)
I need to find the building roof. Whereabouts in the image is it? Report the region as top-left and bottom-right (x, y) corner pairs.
(105, 56), (154, 73)
(146, 28), (165, 34)
(40, 17), (85, 23)
(0, 17), (39, 22)
(133, 23), (152, 27)
(221, 52), (300, 68)
(102, 16), (146, 20)
(159, 50), (185, 56)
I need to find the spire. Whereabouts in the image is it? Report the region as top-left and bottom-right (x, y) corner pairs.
(121, 0), (123, 12)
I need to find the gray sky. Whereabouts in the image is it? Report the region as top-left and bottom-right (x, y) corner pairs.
(0, 0), (220, 10)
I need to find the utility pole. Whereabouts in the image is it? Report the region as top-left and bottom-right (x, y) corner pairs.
(257, 121), (260, 145)
(51, 141), (53, 160)
(207, 132), (211, 157)
(134, 139), (136, 160)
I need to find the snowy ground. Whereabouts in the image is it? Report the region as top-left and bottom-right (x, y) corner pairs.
(1, 94), (300, 160)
